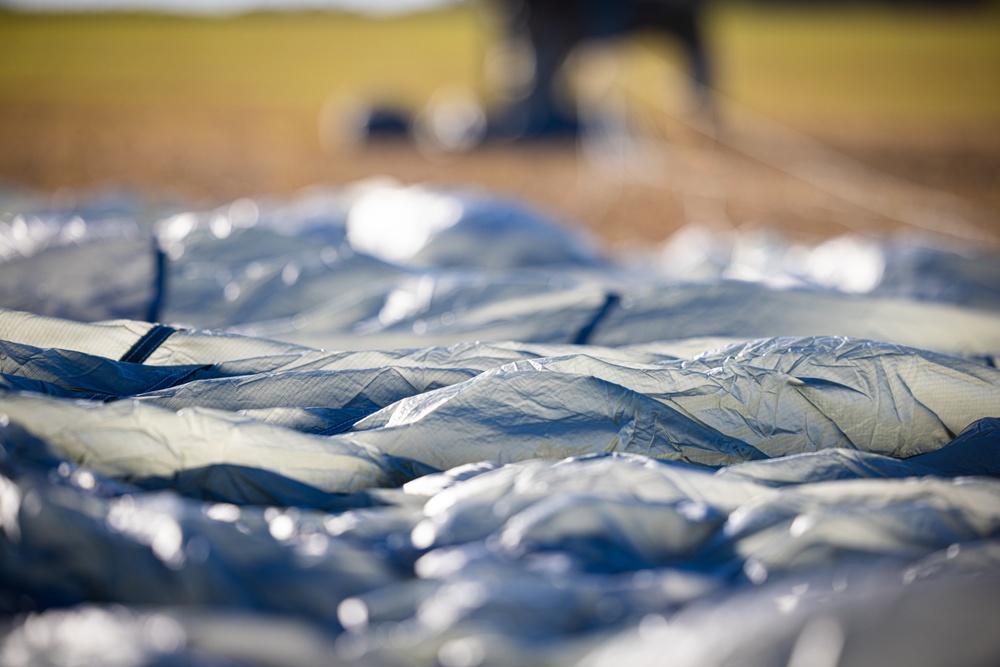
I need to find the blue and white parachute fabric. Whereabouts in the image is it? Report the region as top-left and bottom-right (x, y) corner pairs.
(1, 182), (1000, 667)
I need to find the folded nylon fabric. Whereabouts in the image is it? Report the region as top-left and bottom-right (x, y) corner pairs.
(3, 415), (1000, 663)
(3, 184), (1000, 357)
(468, 337), (999, 457)
(7, 325), (996, 479)
(3, 353), (999, 666)
(2, 185), (1000, 667)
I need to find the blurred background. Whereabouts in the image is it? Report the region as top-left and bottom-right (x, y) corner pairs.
(0, 0), (998, 249)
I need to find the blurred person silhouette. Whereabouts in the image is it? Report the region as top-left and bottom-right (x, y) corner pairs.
(336, 0), (713, 151)
(478, 0), (713, 142)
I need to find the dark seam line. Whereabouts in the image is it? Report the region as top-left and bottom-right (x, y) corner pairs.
(146, 239), (168, 324)
(120, 324), (177, 365)
(572, 293), (620, 345)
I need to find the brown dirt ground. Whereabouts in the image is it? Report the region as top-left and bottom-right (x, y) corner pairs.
(2, 99), (999, 252)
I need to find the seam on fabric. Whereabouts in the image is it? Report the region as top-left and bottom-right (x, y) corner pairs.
(120, 324), (177, 364)
(146, 239), (169, 324)
(573, 293), (620, 345)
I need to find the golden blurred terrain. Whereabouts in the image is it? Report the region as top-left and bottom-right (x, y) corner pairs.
(1, 3), (998, 248)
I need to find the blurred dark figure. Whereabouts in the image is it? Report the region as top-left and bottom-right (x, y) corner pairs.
(351, 0), (713, 151)
(483, 0), (712, 140)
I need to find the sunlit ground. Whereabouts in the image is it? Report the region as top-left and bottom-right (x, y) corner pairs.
(0, 2), (998, 246)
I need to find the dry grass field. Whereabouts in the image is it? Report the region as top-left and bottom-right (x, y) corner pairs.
(1, 3), (999, 249)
